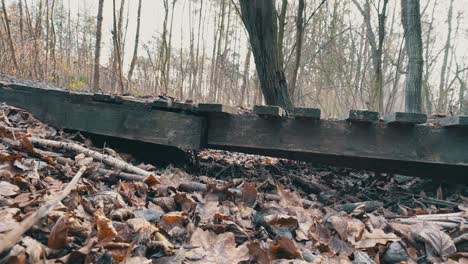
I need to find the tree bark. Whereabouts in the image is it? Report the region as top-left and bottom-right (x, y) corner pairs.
(239, 0), (293, 111)
(436, 0), (454, 113)
(289, 0), (305, 102)
(2, 0), (19, 73)
(128, 0), (142, 82)
(402, 0), (423, 113)
(93, 0), (105, 92)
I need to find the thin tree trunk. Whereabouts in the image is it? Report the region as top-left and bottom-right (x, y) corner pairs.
(437, 0), (453, 112)
(93, 0), (105, 92)
(128, 0), (142, 82)
(289, 0), (305, 102)
(402, 0), (423, 113)
(2, 0), (19, 73)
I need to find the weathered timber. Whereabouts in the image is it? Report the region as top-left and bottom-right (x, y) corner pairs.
(1, 76), (468, 178)
(0, 83), (204, 149)
(291, 107), (321, 119)
(171, 102), (196, 112)
(93, 93), (123, 104)
(384, 112), (427, 125)
(198, 103), (238, 114)
(253, 105), (286, 117)
(206, 114), (468, 178)
(152, 99), (172, 109)
(348, 110), (380, 123)
(439, 116), (468, 127)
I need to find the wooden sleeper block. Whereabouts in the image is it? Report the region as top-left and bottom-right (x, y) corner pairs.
(291, 107), (321, 119)
(152, 99), (173, 109)
(198, 103), (238, 114)
(93, 94), (123, 104)
(384, 112), (427, 125)
(439, 116), (468, 127)
(171, 102), (196, 112)
(348, 110), (379, 123)
(253, 105), (285, 117)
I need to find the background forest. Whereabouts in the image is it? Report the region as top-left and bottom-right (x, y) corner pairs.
(0, 0), (467, 118)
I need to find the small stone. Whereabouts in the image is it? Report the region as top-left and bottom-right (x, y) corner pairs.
(353, 251), (376, 264)
(383, 242), (408, 264)
(134, 209), (164, 223)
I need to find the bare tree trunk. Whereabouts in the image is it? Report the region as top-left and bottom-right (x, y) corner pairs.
(436, 0), (454, 113)
(93, 0), (105, 92)
(289, 0), (305, 102)
(2, 0), (19, 73)
(239, 0), (293, 111)
(241, 47), (252, 107)
(128, 0), (142, 82)
(352, 0), (388, 113)
(277, 0), (287, 68)
(18, 0), (24, 41)
(402, 0), (423, 113)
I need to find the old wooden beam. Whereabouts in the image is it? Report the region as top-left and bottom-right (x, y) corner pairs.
(253, 105), (286, 117)
(198, 104), (239, 115)
(291, 107), (321, 119)
(439, 116), (468, 127)
(206, 114), (468, 178)
(0, 83), (205, 149)
(384, 112), (427, 125)
(348, 110), (379, 123)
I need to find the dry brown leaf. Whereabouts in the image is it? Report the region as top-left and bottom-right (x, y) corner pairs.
(0, 207), (20, 233)
(185, 228), (249, 263)
(22, 236), (44, 263)
(48, 213), (72, 249)
(241, 182), (257, 207)
(410, 222), (457, 260)
(247, 241), (271, 264)
(271, 236), (303, 260)
(95, 209), (118, 244)
(327, 214), (365, 243)
(0, 180), (20, 196)
(353, 229), (400, 249)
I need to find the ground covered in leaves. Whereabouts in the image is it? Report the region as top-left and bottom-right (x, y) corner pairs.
(0, 103), (467, 264)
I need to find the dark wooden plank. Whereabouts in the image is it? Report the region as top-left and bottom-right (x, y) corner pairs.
(439, 116), (468, 127)
(152, 99), (173, 109)
(291, 107), (321, 119)
(348, 110), (379, 123)
(206, 114), (468, 178)
(384, 112), (427, 125)
(198, 103), (238, 114)
(0, 84), (205, 149)
(253, 105), (285, 117)
(93, 93), (123, 104)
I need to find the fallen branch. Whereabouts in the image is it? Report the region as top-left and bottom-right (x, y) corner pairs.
(0, 166), (87, 253)
(393, 212), (468, 230)
(289, 174), (337, 195)
(29, 137), (153, 177)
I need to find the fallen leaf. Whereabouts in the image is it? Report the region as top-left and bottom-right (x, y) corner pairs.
(271, 236), (303, 260)
(48, 213), (72, 249)
(95, 209), (118, 244)
(411, 222), (457, 260)
(327, 214), (365, 243)
(0, 181), (20, 196)
(247, 241), (271, 264)
(353, 229), (400, 249)
(185, 228), (249, 263)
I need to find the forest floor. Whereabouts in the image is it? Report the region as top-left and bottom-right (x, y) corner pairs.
(0, 103), (467, 264)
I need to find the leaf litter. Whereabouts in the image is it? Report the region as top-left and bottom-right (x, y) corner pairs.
(0, 103), (466, 263)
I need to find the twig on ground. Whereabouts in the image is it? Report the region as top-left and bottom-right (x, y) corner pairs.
(29, 137), (153, 177)
(0, 166), (87, 253)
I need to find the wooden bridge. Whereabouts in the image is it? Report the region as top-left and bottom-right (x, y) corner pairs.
(1, 77), (467, 179)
